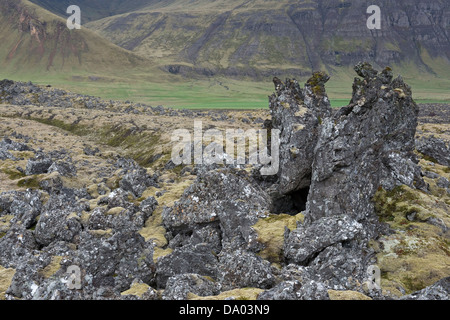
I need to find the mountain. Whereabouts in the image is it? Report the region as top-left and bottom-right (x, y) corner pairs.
(0, 0), (146, 76)
(83, 0), (450, 80)
(28, 0), (154, 24)
(1, 0), (449, 107)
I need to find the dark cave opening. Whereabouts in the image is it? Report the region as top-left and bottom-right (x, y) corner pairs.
(271, 186), (310, 215)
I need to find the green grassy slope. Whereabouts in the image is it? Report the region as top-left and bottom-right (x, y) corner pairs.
(0, 0), (148, 76)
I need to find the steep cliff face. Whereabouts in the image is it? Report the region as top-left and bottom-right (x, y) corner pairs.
(84, 0), (450, 79)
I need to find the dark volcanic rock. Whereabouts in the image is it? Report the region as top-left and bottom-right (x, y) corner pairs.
(257, 279), (329, 300)
(400, 277), (450, 300)
(0, 189), (42, 229)
(155, 244), (219, 288)
(118, 162), (158, 198)
(268, 74), (331, 199)
(0, 138), (31, 152)
(416, 136), (450, 167)
(306, 63), (425, 224)
(162, 273), (220, 300)
(76, 230), (155, 293)
(162, 168), (269, 250)
(0, 224), (38, 269)
(282, 62), (426, 291)
(25, 156), (53, 175)
(284, 215), (364, 266)
(34, 192), (86, 246)
(217, 247), (275, 290)
(47, 160), (77, 177)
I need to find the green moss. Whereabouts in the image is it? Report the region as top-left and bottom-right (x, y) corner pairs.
(39, 256), (63, 279)
(28, 117), (90, 136)
(401, 275), (427, 293)
(97, 124), (162, 166)
(121, 282), (151, 297)
(17, 176), (40, 189)
(3, 113), (164, 168)
(253, 213), (302, 267)
(372, 183), (450, 297)
(188, 288), (264, 300)
(312, 85), (323, 95)
(373, 185), (421, 225)
(171, 165), (183, 175)
(2, 168), (26, 180)
(420, 153), (438, 164)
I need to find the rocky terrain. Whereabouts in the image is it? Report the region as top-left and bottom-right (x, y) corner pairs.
(0, 62), (449, 300)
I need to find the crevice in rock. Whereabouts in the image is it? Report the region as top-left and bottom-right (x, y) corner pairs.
(271, 185), (310, 215)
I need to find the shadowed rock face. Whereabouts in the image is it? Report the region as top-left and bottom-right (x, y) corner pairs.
(273, 62), (427, 289)
(268, 73), (331, 198)
(306, 63), (426, 224)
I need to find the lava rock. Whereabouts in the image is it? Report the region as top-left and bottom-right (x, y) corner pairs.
(162, 273), (220, 300)
(416, 136), (450, 167)
(47, 160), (77, 177)
(34, 192), (86, 246)
(119, 167), (158, 198)
(284, 215), (364, 265)
(401, 277), (450, 300)
(155, 243), (219, 288)
(257, 279), (330, 300)
(268, 75), (331, 197)
(25, 156), (53, 175)
(162, 168), (269, 250)
(217, 247), (275, 290)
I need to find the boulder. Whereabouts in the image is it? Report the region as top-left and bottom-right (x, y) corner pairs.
(268, 74), (331, 200)
(34, 192), (87, 246)
(162, 273), (220, 300)
(162, 168), (269, 250)
(283, 62), (426, 291)
(25, 156), (53, 176)
(155, 243), (219, 288)
(400, 277), (450, 300)
(217, 247), (275, 290)
(416, 136), (450, 167)
(257, 279), (329, 300)
(119, 167), (158, 198)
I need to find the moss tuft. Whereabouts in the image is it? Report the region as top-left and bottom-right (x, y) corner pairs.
(252, 213), (303, 267)
(17, 176), (40, 189)
(371, 184), (450, 296)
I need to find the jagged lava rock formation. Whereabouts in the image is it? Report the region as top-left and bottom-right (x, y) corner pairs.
(0, 62), (448, 300)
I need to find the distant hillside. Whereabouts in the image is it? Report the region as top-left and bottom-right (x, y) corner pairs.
(0, 0), (146, 75)
(84, 0), (450, 80)
(28, 0), (153, 23)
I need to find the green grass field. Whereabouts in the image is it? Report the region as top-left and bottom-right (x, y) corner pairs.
(3, 68), (449, 110)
